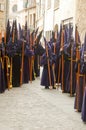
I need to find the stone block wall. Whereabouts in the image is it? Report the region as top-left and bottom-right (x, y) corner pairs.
(76, 0), (86, 43)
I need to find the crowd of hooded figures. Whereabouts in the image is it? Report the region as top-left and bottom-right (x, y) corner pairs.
(0, 20), (86, 123)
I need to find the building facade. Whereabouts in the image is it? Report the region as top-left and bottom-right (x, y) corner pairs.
(36, 0), (45, 32)
(0, 0), (6, 30)
(36, 0), (86, 42)
(7, 0), (18, 25)
(76, 0), (86, 43)
(0, 0), (7, 42)
(17, 0), (28, 28)
(1, 0), (86, 43)
(26, 0), (36, 31)
(8, 0), (36, 31)
(42, 0), (76, 40)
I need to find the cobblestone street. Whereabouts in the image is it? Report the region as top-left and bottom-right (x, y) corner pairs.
(0, 77), (86, 130)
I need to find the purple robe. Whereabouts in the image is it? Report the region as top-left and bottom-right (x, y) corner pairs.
(74, 76), (84, 112)
(40, 52), (56, 88)
(0, 62), (6, 93)
(81, 87), (86, 122)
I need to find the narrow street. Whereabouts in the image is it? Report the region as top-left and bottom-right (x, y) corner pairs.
(0, 77), (85, 130)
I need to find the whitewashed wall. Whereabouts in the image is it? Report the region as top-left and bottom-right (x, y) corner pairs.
(54, 0), (76, 32)
(59, 0), (75, 21)
(76, 0), (86, 43)
(17, 0), (23, 11)
(44, 0), (54, 31)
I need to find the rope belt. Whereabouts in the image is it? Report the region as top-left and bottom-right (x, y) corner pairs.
(79, 74), (84, 77)
(67, 58), (76, 62)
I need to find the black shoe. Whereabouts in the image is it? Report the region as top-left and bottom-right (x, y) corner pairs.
(53, 86), (56, 89)
(45, 86), (49, 89)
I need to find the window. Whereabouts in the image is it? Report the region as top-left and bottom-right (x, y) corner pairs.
(12, 4), (17, 12)
(0, 3), (4, 11)
(54, 0), (59, 10)
(23, 0), (28, 8)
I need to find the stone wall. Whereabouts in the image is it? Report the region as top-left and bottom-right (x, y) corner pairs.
(76, 0), (86, 43)
(0, 0), (6, 31)
(0, 0), (7, 42)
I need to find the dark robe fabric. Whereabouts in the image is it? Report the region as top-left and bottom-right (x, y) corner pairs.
(23, 56), (29, 83)
(50, 39), (60, 85)
(6, 39), (22, 87)
(24, 44), (35, 83)
(55, 33), (61, 84)
(81, 33), (86, 122)
(74, 75), (84, 112)
(81, 87), (86, 122)
(65, 60), (76, 94)
(60, 42), (76, 94)
(59, 48), (71, 93)
(63, 58), (70, 92)
(40, 50), (56, 88)
(34, 55), (40, 77)
(0, 62), (6, 93)
(41, 65), (54, 87)
(74, 52), (85, 112)
(55, 58), (60, 83)
(12, 55), (21, 87)
(0, 41), (6, 93)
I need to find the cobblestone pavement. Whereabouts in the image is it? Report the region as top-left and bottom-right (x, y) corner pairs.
(0, 77), (86, 130)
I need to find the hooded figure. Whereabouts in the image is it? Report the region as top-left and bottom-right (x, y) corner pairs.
(74, 35), (86, 112)
(23, 42), (34, 83)
(0, 38), (6, 93)
(40, 42), (57, 89)
(81, 87), (86, 122)
(81, 34), (86, 122)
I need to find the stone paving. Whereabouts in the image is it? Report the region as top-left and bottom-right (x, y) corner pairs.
(0, 77), (86, 130)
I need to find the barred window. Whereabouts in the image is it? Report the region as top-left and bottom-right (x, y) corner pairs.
(54, 0), (59, 10)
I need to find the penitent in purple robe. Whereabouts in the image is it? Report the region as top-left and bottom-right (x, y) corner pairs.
(81, 87), (86, 122)
(0, 62), (6, 93)
(40, 51), (56, 88)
